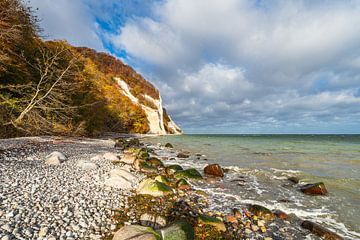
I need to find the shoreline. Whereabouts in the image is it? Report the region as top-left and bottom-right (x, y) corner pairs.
(0, 136), (345, 239)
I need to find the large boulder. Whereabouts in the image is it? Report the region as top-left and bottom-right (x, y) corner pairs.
(147, 157), (164, 168)
(120, 154), (136, 165)
(300, 182), (328, 195)
(76, 160), (98, 170)
(103, 152), (119, 162)
(104, 168), (138, 189)
(45, 151), (67, 165)
(112, 225), (160, 240)
(203, 164), (224, 177)
(140, 213), (167, 229)
(137, 179), (174, 197)
(160, 221), (195, 240)
(174, 169), (203, 180)
(198, 214), (226, 232)
(248, 205), (275, 221)
(301, 221), (343, 240)
(165, 165), (183, 175)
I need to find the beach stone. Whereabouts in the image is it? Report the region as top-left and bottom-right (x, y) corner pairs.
(140, 213), (167, 229)
(301, 220), (343, 240)
(198, 214), (226, 232)
(164, 143), (173, 148)
(300, 182), (328, 195)
(76, 160), (98, 170)
(133, 158), (146, 170)
(147, 157), (164, 167)
(120, 154), (136, 165)
(39, 227), (48, 237)
(139, 162), (158, 174)
(203, 164), (224, 177)
(154, 175), (170, 184)
(160, 221), (194, 240)
(274, 210), (289, 220)
(177, 153), (189, 158)
(104, 168), (138, 189)
(287, 177), (300, 184)
(45, 151), (67, 165)
(165, 165), (183, 175)
(174, 168), (203, 180)
(225, 215), (238, 224)
(103, 152), (119, 161)
(137, 179), (174, 197)
(248, 205), (275, 221)
(176, 179), (191, 190)
(136, 148), (150, 160)
(112, 225), (160, 240)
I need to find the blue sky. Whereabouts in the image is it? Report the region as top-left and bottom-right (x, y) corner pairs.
(28, 0), (360, 134)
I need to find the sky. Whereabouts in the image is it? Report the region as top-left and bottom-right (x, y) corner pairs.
(27, 0), (360, 134)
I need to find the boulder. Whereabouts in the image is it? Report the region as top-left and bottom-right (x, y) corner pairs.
(147, 157), (164, 167)
(174, 169), (203, 180)
(176, 179), (191, 190)
(165, 143), (174, 148)
(154, 175), (170, 184)
(103, 152), (119, 161)
(136, 148), (150, 160)
(248, 205), (275, 221)
(76, 160), (98, 170)
(104, 168), (138, 189)
(120, 154), (136, 165)
(112, 225), (160, 240)
(140, 213), (167, 229)
(45, 151), (67, 165)
(160, 221), (194, 240)
(301, 220), (343, 240)
(177, 153), (189, 158)
(139, 162), (158, 174)
(203, 164), (224, 177)
(137, 179), (174, 197)
(198, 214), (226, 232)
(300, 182), (328, 195)
(165, 165), (183, 175)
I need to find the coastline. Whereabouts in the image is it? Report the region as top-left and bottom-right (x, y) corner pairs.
(0, 135), (347, 239)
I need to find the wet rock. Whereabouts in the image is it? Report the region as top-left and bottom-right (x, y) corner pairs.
(136, 148), (150, 160)
(112, 225), (160, 240)
(274, 210), (289, 220)
(164, 143), (174, 148)
(139, 162), (158, 174)
(155, 175), (170, 184)
(301, 220), (343, 240)
(137, 179), (174, 197)
(140, 213), (167, 229)
(300, 182), (328, 195)
(45, 151), (67, 165)
(160, 221), (194, 240)
(248, 205), (275, 221)
(147, 157), (164, 168)
(176, 179), (191, 190)
(174, 169), (203, 180)
(198, 214), (226, 232)
(287, 177), (300, 184)
(177, 153), (190, 158)
(165, 165), (183, 175)
(203, 164), (224, 177)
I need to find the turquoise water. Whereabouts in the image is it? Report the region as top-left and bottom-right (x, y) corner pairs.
(144, 134), (360, 239)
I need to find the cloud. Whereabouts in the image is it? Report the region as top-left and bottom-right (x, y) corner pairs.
(109, 0), (360, 133)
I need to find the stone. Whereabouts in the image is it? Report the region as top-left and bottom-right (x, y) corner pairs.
(248, 205), (275, 221)
(165, 165), (183, 175)
(104, 168), (138, 189)
(136, 148), (150, 160)
(139, 162), (158, 174)
(177, 153), (189, 158)
(164, 143), (174, 148)
(103, 152), (119, 161)
(198, 214), (226, 232)
(137, 179), (174, 197)
(203, 164), (224, 177)
(39, 227), (48, 237)
(120, 154), (136, 165)
(112, 225), (160, 240)
(225, 215), (238, 224)
(140, 213), (167, 229)
(301, 221), (343, 240)
(160, 221), (194, 240)
(176, 179), (191, 190)
(1, 224), (12, 232)
(147, 157), (164, 167)
(1, 235), (10, 240)
(174, 168), (203, 180)
(274, 210), (289, 220)
(76, 160), (98, 170)
(45, 151), (67, 165)
(287, 177), (300, 184)
(133, 158), (146, 171)
(300, 182), (328, 195)
(251, 224), (259, 232)
(154, 175), (170, 184)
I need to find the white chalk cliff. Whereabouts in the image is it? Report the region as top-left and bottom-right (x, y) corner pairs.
(115, 78), (182, 135)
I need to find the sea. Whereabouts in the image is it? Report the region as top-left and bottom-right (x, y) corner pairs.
(144, 134), (360, 239)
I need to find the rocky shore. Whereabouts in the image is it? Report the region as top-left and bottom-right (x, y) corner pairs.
(0, 136), (344, 239)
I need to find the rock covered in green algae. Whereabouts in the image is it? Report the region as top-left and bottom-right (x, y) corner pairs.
(248, 205), (275, 221)
(301, 220), (343, 240)
(165, 165), (183, 175)
(137, 179), (174, 197)
(155, 175), (170, 184)
(160, 221), (195, 240)
(165, 143), (174, 148)
(112, 225), (161, 240)
(300, 182), (328, 195)
(174, 168), (203, 180)
(139, 162), (158, 174)
(176, 179), (191, 190)
(136, 148), (150, 160)
(147, 157), (164, 167)
(198, 214), (226, 232)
